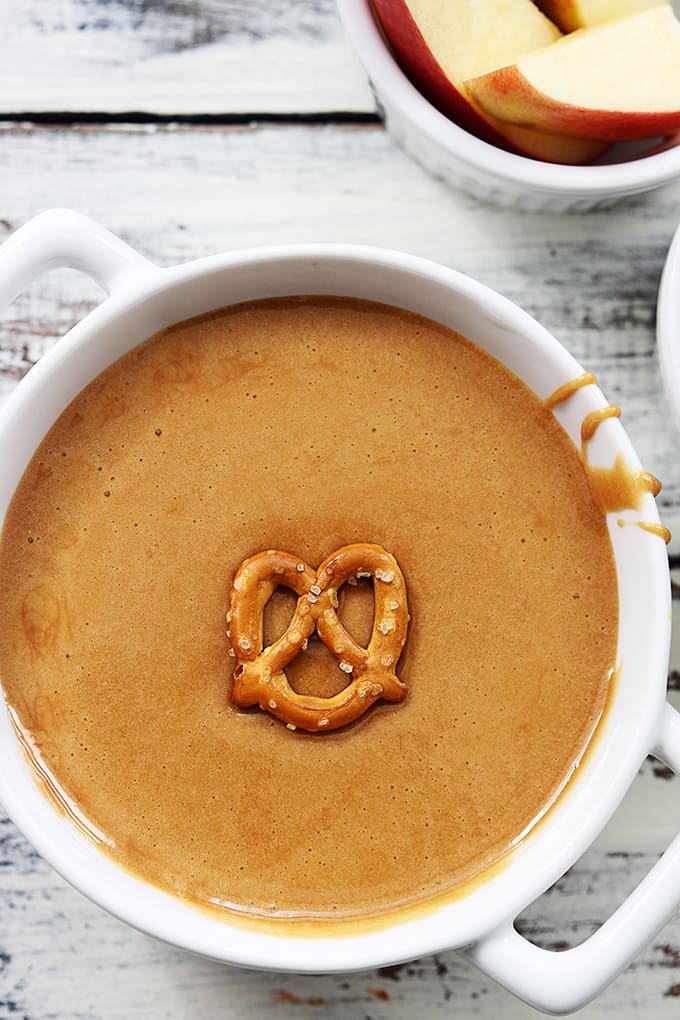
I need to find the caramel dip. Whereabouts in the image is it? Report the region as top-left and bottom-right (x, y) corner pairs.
(0, 296), (617, 923)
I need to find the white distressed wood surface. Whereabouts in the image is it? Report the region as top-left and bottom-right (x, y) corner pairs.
(0, 0), (373, 115)
(1, 2), (680, 1017)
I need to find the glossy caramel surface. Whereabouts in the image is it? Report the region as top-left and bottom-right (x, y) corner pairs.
(0, 297), (617, 920)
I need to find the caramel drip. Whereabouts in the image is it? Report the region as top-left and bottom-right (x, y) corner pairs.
(644, 473), (662, 498)
(579, 405), (656, 513)
(543, 372), (668, 525)
(580, 406), (621, 446)
(616, 518), (672, 545)
(566, 398), (664, 517)
(587, 456), (660, 514)
(543, 372), (597, 410)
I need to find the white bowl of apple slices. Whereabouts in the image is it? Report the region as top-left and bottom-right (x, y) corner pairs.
(336, 0), (680, 210)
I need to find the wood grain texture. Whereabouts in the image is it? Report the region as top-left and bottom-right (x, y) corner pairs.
(0, 0), (373, 114)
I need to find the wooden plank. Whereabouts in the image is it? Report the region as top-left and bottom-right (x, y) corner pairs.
(1, 123), (679, 547)
(0, 0), (374, 115)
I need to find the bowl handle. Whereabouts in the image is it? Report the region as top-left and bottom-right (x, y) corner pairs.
(463, 700), (680, 1015)
(0, 209), (157, 308)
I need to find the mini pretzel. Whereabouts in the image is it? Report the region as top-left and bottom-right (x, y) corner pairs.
(228, 543), (409, 732)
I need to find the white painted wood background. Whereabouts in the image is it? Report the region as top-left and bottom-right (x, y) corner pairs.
(0, 2), (679, 1018)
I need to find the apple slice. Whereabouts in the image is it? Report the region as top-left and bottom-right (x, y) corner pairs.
(495, 122), (609, 163)
(466, 5), (680, 142)
(533, 0), (662, 33)
(371, 0), (609, 163)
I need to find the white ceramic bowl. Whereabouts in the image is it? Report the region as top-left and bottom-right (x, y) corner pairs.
(336, 0), (680, 212)
(0, 210), (678, 1015)
(658, 221), (680, 431)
